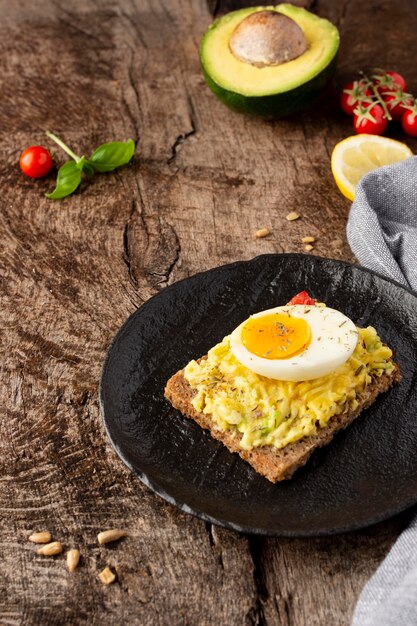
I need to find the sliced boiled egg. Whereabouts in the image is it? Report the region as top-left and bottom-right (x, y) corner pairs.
(230, 305), (358, 381)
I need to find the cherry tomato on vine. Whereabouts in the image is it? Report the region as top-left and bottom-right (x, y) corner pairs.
(19, 146), (53, 179)
(353, 103), (388, 135)
(402, 107), (417, 137)
(340, 80), (372, 116)
(374, 70), (407, 93)
(385, 71), (407, 91)
(382, 90), (413, 121)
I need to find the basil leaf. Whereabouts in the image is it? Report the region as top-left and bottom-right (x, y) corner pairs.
(45, 161), (83, 199)
(75, 156), (87, 170)
(75, 156), (94, 178)
(83, 162), (94, 178)
(88, 139), (135, 172)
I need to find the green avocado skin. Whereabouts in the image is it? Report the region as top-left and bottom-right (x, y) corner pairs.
(202, 55), (338, 119)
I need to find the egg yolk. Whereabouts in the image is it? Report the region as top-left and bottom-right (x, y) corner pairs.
(241, 313), (311, 360)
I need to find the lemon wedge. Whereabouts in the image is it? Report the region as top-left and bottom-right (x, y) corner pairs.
(331, 135), (413, 201)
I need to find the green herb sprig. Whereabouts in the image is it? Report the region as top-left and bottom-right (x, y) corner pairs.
(45, 131), (135, 199)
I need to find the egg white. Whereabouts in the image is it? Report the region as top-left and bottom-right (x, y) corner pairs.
(229, 305), (358, 381)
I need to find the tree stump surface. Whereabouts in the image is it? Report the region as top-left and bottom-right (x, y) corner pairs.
(1, 0), (416, 624)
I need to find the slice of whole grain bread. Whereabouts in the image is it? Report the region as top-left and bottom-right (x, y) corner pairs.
(164, 362), (400, 483)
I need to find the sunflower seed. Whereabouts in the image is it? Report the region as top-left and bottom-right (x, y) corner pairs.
(67, 549), (80, 572)
(286, 211), (300, 221)
(99, 566), (116, 585)
(37, 541), (63, 556)
(254, 228), (270, 238)
(28, 531), (51, 544)
(97, 529), (127, 545)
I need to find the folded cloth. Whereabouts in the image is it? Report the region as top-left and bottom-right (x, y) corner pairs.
(351, 516), (417, 626)
(347, 156), (417, 290)
(348, 156), (417, 626)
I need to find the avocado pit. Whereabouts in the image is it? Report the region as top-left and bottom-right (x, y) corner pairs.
(229, 10), (308, 68)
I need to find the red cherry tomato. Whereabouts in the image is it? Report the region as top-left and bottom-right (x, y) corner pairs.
(353, 103), (388, 135)
(383, 90), (413, 121)
(19, 146), (53, 179)
(340, 80), (372, 116)
(374, 70), (407, 93)
(387, 71), (407, 91)
(402, 108), (417, 137)
(287, 291), (315, 306)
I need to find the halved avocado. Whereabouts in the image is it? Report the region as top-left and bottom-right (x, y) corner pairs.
(200, 4), (340, 118)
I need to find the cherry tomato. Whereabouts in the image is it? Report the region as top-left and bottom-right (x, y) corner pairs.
(382, 90), (413, 121)
(374, 70), (407, 93)
(19, 146), (53, 179)
(388, 71), (407, 90)
(287, 291), (315, 306)
(353, 103), (388, 135)
(340, 80), (372, 116)
(402, 107), (417, 137)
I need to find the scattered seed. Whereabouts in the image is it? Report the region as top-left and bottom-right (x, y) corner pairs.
(304, 244), (314, 252)
(99, 566), (116, 585)
(28, 531), (51, 544)
(331, 238), (343, 249)
(97, 529), (127, 545)
(37, 541), (63, 556)
(67, 549), (80, 572)
(286, 211), (300, 221)
(254, 228), (270, 239)
(301, 236), (315, 243)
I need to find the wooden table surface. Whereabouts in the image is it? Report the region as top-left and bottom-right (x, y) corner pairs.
(2, 0), (416, 624)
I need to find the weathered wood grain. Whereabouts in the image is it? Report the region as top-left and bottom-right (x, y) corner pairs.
(1, 0), (417, 624)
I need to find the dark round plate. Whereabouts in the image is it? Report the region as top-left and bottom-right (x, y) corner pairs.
(99, 254), (417, 536)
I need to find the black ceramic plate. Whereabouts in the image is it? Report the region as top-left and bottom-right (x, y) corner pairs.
(100, 254), (417, 536)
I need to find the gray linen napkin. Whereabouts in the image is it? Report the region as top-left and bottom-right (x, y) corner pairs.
(347, 155), (417, 626)
(347, 156), (417, 289)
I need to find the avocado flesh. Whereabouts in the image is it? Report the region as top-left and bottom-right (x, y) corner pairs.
(201, 4), (339, 100)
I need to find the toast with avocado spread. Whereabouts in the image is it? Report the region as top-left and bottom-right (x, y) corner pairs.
(164, 328), (400, 483)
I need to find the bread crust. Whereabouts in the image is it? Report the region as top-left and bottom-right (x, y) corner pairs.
(164, 362), (400, 483)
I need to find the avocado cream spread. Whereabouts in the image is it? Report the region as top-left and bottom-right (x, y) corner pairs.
(183, 326), (394, 450)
